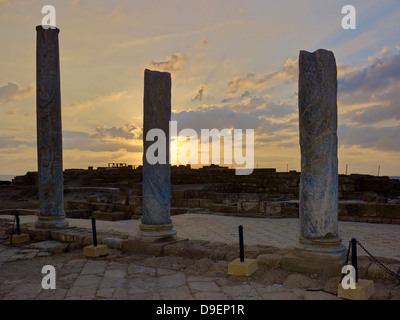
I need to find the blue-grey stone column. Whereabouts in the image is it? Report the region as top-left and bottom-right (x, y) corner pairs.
(35, 26), (68, 229)
(296, 49), (345, 259)
(138, 69), (177, 242)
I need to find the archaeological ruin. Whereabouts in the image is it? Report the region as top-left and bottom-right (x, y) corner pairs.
(1, 27), (400, 286)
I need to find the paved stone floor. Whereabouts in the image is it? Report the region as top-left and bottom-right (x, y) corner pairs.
(0, 214), (399, 300)
(2, 213), (399, 260)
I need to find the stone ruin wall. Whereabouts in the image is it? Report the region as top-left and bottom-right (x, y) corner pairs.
(11, 166), (400, 224)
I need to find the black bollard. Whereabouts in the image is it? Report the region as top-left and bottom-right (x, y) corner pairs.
(91, 216), (98, 247)
(351, 238), (358, 283)
(238, 225), (244, 262)
(15, 211), (21, 235)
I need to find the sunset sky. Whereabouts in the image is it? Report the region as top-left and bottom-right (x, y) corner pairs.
(0, 0), (399, 176)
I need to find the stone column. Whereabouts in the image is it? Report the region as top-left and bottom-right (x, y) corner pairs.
(35, 26), (68, 229)
(296, 49), (346, 260)
(138, 69), (177, 242)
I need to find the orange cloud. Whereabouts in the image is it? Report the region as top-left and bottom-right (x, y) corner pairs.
(0, 82), (34, 104)
(227, 58), (298, 94)
(67, 91), (127, 112)
(148, 53), (190, 77)
(227, 72), (267, 94)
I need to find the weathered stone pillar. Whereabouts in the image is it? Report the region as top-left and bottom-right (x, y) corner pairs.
(138, 69), (177, 242)
(298, 49), (346, 256)
(35, 26), (68, 229)
(282, 49), (346, 275)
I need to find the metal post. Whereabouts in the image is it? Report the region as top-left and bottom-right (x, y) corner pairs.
(351, 238), (358, 283)
(15, 211), (21, 235)
(238, 225), (244, 262)
(91, 216), (98, 247)
(377, 165), (380, 177)
(346, 164), (348, 175)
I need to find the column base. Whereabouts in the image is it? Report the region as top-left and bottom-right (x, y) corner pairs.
(281, 236), (347, 276)
(295, 236), (347, 260)
(35, 215), (69, 229)
(137, 222), (177, 243)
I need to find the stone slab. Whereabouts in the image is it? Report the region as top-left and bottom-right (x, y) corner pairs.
(228, 258), (258, 276)
(10, 233), (30, 244)
(29, 240), (69, 253)
(281, 251), (345, 277)
(338, 279), (374, 300)
(83, 244), (108, 257)
(121, 236), (181, 256)
(257, 253), (282, 268)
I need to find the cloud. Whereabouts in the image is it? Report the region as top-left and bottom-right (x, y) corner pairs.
(227, 58), (298, 94)
(63, 129), (141, 153)
(337, 63), (362, 77)
(338, 49), (400, 106)
(67, 91), (127, 112)
(191, 85), (205, 101)
(94, 124), (141, 140)
(256, 133), (297, 144)
(148, 53), (189, 77)
(147, 39), (209, 78)
(0, 135), (34, 150)
(194, 39), (208, 48)
(172, 95), (297, 139)
(269, 58), (298, 82)
(0, 82), (34, 104)
(227, 72), (268, 94)
(173, 106), (264, 133)
(337, 47), (400, 128)
(342, 103), (400, 125)
(0, 124), (142, 154)
(217, 93), (296, 120)
(262, 102), (296, 118)
(339, 124), (400, 153)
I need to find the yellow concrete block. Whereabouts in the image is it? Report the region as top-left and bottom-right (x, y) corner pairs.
(83, 244), (108, 257)
(10, 233), (30, 244)
(338, 279), (374, 300)
(228, 258), (258, 276)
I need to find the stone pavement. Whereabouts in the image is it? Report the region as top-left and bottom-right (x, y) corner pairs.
(0, 243), (399, 300)
(0, 213), (399, 300)
(2, 213), (400, 260)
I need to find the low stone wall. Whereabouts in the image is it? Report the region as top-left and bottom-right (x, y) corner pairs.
(13, 167), (400, 200)
(13, 166), (400, 224)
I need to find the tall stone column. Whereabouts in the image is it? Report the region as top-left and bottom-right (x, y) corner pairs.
(35, 26), (68, 229)
(297, 49), (346, 259)
(138, 69), (177, 242)
(282, 49), (346, 275)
